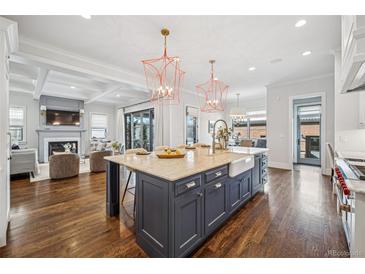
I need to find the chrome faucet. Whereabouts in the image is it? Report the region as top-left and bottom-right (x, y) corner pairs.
(212, 119), (228, 154)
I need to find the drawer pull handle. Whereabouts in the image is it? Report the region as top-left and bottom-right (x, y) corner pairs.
(185, 181), (196, 189)
(215, 171), (222, 177)
(214, 182), (222, 189)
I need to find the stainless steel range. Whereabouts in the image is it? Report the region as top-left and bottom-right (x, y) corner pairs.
(346, 158), (365, 180)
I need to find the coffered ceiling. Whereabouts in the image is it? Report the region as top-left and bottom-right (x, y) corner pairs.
(5, 15), (341, 105)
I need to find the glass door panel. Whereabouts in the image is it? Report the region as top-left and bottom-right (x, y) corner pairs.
(125, 108), (154, 151)
(296, 104), (321, 166)
(186, 106), (199, 145)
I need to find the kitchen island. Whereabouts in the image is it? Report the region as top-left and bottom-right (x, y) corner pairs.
(104, 147), (268, 257)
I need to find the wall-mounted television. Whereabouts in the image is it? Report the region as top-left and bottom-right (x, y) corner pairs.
(46, 109), (80, 126)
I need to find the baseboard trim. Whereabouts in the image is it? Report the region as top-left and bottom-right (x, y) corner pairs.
(0, 221), (7, 247)
(268, 161), (292, 170)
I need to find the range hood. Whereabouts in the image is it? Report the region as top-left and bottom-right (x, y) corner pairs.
(341, 54), (365, 93)
(341, 26), (365, 93)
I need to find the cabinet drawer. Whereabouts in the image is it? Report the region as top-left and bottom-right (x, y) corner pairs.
(205, 165), (228, 183)
(175, 175), (201, 196)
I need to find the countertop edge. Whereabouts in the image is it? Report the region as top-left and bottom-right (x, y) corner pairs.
(105, 151), (259, 182)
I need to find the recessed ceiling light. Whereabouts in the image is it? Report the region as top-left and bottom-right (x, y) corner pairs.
(295, 19), (307, 28)
(116, 94), (121, 97)
(248, 67), (256, 71)
(81, 15), (91, 19)
(302, 50), (312, 56)
(70, 86), (76, 89)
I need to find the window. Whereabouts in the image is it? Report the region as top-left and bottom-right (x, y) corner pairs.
(232, 110), (266, 139)
(232, 118), (248, 139)
(249, 117), (267, 139)
(9, 106), (25, 143)
(91, 113), (108, 139)
(185, 106), (199, 145)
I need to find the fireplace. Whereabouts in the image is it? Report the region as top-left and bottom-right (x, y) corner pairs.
(43, 137), (81, 162)
(48, 141), (78, 156)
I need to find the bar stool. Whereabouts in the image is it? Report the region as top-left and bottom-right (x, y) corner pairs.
(122, 148), (147, 217)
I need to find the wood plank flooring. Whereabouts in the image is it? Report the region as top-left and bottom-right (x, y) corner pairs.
(0, 165), (348, 257)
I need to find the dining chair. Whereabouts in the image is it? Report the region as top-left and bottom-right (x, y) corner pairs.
(240, 139), (253, 147)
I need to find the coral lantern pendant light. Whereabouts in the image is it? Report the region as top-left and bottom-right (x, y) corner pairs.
(196, 60), (229, 112)
(141, 28), (185, 105)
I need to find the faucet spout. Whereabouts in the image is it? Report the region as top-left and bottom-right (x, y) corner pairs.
(212, 119), (228, 154)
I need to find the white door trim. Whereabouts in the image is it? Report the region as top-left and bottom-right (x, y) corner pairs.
(288, 92), (327, 174)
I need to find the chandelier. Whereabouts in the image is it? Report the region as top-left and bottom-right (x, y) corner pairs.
(230, 93), (246, 121)
(141, 28), (185, 104)
(196, 60), (228, 112)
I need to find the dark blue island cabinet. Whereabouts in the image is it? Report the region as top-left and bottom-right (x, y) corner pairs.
(129, 153), (268, 258)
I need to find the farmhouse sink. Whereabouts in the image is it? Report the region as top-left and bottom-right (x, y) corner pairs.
(228, 156), (254, 177)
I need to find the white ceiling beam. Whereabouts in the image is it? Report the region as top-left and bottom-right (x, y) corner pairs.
(41, 90), (89, 101)
(85, 85), (122, 104)
(33, 68), (49, 100)
(9, 87), (34, 95)
(46, 79), (104, 93)
(12, 37), (149, 91)
(9, 63), (38, 79)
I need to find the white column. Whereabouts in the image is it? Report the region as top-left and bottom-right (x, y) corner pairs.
(0, 16), (18, 247)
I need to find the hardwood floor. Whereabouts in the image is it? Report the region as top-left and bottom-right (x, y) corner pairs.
(0, 165), (348, 258)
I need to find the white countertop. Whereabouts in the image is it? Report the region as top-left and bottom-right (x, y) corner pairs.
(105, 147), (267, 181)
(226, 147), (269, 155)
(337, 150), (365, 160)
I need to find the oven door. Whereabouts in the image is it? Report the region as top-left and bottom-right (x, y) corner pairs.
(336, 183), (353, 248)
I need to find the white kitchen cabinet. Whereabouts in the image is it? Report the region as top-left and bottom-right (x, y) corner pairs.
(359, 92), (365, 128)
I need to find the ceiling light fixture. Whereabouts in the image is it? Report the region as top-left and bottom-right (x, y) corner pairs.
(116, 94), (121, 97)
(196, 60), (229, 113)
(70, 86), (76, 89)
(295, 19), (307, 28)
(230, 93), (246, 121)
(81, 15), (91, 19)
(248, 67), (256, 71)
(302, 50), (312, 56)
(142, 28), (185, 105)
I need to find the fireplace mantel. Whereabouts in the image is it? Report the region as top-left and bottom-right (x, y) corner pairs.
(36, 129), (87, 133)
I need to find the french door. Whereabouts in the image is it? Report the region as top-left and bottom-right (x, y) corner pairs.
(125, 109), (154, 151)
(295, 104), (321, 166)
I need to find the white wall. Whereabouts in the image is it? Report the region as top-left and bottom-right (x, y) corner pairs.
(9, 91), (39, 149)
(334, 50), (365, 153)
(266, 75), (335, 173)
(84, 102), (117, 154)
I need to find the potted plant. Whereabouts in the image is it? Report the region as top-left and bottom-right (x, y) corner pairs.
(216, 127), (232, 150)
(111, 142), (121, 155)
